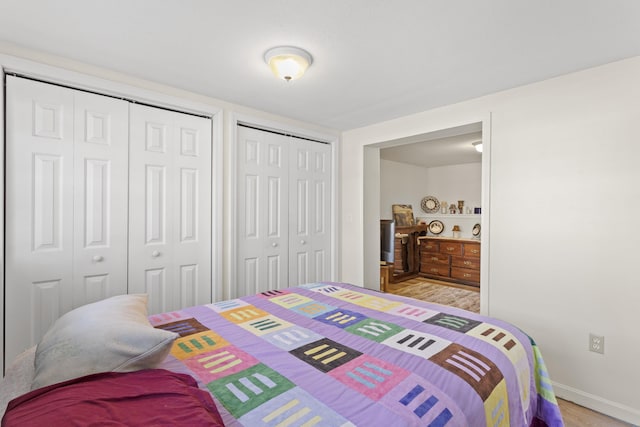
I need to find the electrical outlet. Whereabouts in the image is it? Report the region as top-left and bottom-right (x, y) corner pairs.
(589, 333), (604, 354)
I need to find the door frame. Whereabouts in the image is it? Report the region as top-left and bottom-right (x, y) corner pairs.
(0, 53), (223, 374)
(362, 115), (492, 315)
(228, 112), (340, 299)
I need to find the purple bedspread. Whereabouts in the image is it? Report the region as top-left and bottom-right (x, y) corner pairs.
(151, 282), (564, 426)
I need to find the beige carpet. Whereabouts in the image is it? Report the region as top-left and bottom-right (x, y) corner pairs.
(386, 277), (480, 313)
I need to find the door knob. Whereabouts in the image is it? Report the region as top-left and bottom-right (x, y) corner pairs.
(272, 243), (278, 247)
(92, 255), (104, 262)
(300, 240), (306, 245)
(152, 250), (161, 258)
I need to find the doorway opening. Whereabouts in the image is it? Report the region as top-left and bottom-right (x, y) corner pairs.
(362, 120), (490, 314)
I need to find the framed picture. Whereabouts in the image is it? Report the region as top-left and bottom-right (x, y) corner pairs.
(392, 204), (415, 226)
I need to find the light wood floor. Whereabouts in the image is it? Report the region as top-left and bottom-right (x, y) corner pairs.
(388, 276), (633, 426)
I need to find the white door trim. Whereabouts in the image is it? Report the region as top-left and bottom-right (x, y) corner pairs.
(362, 115), (492, 315)
(228, 112), (339, 299)
(0, 53), (223, 374)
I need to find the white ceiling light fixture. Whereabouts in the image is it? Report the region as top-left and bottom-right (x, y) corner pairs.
(472, 141), (483, 153)
(264, 46), (313, 82)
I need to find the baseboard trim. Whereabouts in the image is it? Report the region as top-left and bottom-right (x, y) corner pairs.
(553, 381), (640, 426)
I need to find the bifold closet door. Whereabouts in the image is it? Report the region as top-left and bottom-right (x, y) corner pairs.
(128, 104), (212, 314)
(5, 76), (128, 364)
(236, 125), (332, 297)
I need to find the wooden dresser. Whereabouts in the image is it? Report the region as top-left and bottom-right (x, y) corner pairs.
(418, 237), (480, 287)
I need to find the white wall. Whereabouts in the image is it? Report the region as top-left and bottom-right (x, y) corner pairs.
(380, 160), (482, 238)
(379, 159), (430, 219)
(341, 56), (640, 424)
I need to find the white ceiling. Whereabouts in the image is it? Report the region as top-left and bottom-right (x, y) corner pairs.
(381, 129), (482, 169)
(0, 1), (639, 131)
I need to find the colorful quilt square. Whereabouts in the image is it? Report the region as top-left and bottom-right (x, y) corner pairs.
(387, 303), (440, 322)
(379, 374), (466, 426)
(350, 295), (402, 312)
(290, 338), (362, 373)
(428, 343), (504, 401)
(238, 315), (293, 336)
(268, 293), (313, 309)
(345, 318), (405, 343)
(423, 312), (483, 333)
(256, 289), (290, 299)
(238, 387), (354, 427)
(219, 305), (269, 324)
(382, 329), (451, 359)
(183, 345), (260, 383)
(290, 300), (337, 318)
(484, 378), (511, 427)
(207, 363), (294, 418)
(315, 308), (367, 329)
(330, 289), (368, 303)
(261, 325), (325, 351)
(206, 298), (250, 313)
(304, 283), (344, 294)
(328, 355), (409, 401)
(148, 310), (191, 326)
(154, 317), (209, 337)
(171, 330), (230, 360)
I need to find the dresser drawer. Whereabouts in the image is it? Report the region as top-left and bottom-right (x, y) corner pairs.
(451, 256), (480, 270)
(419, 240), (439, 253)
(463, 243), (481, 257)
(451, 267), (480, 284)
(421, 252), (449, 265)
(440, 242), (463, 256)
(421, 263), (450, 277)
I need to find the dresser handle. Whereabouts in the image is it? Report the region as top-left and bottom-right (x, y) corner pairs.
(431, 257), (439, 261)
(471, 249), (479, 254)
(464, 261), (471, 265)
(463, 273), (471, 278)
(430, 268), (438, 273)
(446, 247), (455, 251)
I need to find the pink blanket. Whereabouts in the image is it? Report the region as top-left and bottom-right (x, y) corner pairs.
(2, 369), (224, 426)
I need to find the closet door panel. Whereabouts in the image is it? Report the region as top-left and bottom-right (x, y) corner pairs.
(5, 76), (75, 363)
(174, 113), (211, 309)
(237, 126), (289, 297)
(129, 105), (211, 313)
(73, 91), (129, 306)
(288, 140), (332, 286)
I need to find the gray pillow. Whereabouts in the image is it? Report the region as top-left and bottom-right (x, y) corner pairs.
(32, 294), (178, 390)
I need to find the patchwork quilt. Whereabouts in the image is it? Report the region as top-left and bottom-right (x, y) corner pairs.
(151, 282), (563, 426)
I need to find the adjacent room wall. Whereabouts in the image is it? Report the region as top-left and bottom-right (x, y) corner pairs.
(380, 160), (481, 238)
(341, 56), (640, 424)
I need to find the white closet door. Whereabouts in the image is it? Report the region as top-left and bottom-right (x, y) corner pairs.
(73, 91), (129, 306)
(128, 104), (211, 314)
(288, 139), (332, 286)
(5, 76), (128, 363)
(236, 126), (289, 296)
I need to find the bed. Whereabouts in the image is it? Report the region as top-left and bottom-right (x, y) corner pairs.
(1, 282), (564, 426)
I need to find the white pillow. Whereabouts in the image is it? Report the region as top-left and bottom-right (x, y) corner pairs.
(32, 294), (178, 390)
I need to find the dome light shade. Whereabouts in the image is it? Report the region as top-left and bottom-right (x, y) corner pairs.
(473, 141), (483, 153)
(264, 46), (313, 81)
